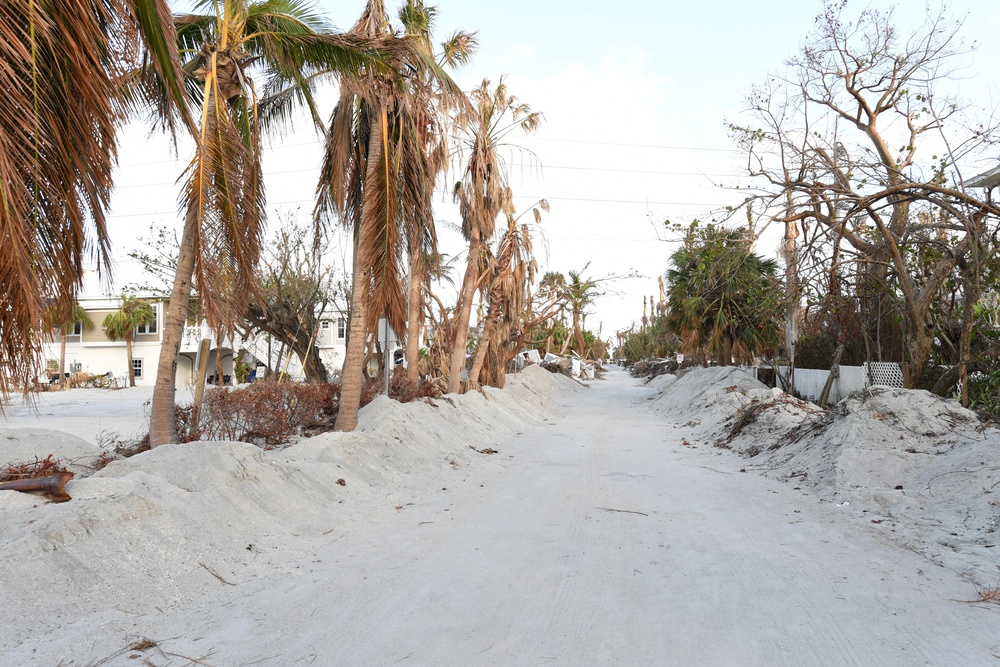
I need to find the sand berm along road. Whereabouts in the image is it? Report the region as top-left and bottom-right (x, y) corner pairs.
(31, 367), (1000, 666)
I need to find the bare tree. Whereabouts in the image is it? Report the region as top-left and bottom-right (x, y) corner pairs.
(730, 0), (1000, 387)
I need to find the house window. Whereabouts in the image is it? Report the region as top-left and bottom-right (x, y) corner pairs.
(132, 358), (143, 379)
(72, 322), (83, 336)
(136, 306), (157, 334)
(337, 317), (347, 339)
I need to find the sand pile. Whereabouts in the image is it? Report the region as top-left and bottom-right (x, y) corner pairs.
(0, 366), (580, 658)
(648, 366), (821, 450)
(651, 368), (1000, 584)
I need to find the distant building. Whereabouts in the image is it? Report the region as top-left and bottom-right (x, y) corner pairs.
(41, 295), (235, 387)
(42, 295), (396, 386)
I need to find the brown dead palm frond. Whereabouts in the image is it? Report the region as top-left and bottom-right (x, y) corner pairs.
(148, 0), (406, 445)
(316, 0), (471, 429)
(0, 0), (186, 397)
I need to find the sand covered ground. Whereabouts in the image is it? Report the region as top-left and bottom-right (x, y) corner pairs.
(1, 365), (998, 665)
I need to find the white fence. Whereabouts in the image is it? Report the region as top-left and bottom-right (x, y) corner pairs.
(751, 363), (903, 405)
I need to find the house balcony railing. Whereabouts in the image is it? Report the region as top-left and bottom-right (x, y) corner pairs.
(178, 324), (233, 354)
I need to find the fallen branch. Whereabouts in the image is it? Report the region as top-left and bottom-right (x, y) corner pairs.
(594, 506), (648, 517)
(199, 562), (236, 586)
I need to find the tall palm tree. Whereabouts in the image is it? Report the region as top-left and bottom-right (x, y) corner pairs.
(398, 0), (477, 382)
(146, 0), (400, 445)
(315, 0), (466, 431)
(103, 296), (156, 387)
(1, 0), (187, 398)
(565, 268), (598, 357)
(448, 78), (541, 394)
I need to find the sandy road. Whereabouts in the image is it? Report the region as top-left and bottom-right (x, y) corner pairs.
(73, 368), (1000, 665)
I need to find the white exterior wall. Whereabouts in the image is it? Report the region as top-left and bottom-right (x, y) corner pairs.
(776, 365), (871, 404)
(45, 297), (350, 386)
(41, 340), (165, 387)
(41, 296), (235, 388)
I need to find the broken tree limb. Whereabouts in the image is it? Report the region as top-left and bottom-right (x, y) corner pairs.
(818, 344), (845, 407)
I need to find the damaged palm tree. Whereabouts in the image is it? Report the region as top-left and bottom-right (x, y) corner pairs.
(449, 78), (542, 394)
(316, 0), (468, 431)
(468, 201), (547, 388)
(145, 0), (400, 445)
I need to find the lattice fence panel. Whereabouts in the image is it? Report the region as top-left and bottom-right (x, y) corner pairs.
(863, 362), (904, 388)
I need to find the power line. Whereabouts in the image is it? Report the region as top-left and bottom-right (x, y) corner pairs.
(107, 192), (730, 219)
(114, 134), (741, 170)
(520, 136), (738, 153)
(112, 163), (746, 191)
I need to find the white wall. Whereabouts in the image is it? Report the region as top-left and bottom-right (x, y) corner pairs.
(40, 340), (163, 387)
(773, 365), (903, 404)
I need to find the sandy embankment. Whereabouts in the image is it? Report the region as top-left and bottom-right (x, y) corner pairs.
(0, 367), (581, 660)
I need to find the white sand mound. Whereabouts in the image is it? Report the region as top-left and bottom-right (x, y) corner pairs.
(649, 367), (820, 449)
(0, 427), (100, 474)
(0, 365), (578, 656)
(649, 369), (1000, 584)
(742, 387), (1000, 580)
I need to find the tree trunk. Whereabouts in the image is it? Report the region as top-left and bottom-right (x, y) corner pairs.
(572, 307), (585, 356)
(335, 112), (384, 431)
(448, 225), (481, 394)
(125, 335), (135, 388)
(59, 332), (67, 390)
(958, 274), (980, 406)
(149, 206), (199, 446)
(468, 300), (499, 386)
(905, 325), (933, 390)
(405, 249), (423, 381)
(335, 264), (370, 431)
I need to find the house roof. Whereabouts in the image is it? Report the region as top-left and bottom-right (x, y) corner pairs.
(965, 164), (1000, 189)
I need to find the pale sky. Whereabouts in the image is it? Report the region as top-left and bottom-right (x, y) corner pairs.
(102, 0), (1000, 339)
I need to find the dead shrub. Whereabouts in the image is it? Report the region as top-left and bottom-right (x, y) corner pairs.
(186, 382), (340, 448)
(92, 431), (151, 470)
(104, 375), (440, 454)
(1, 454), (68, 483)
(388, 371), (444, 403)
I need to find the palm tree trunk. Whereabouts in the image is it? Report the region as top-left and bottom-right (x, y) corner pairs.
(150, 206), (199, 446)
(335, 113), (384, 431)
(335, 265), (371, 431)
(404, 248), (423, 381)
(59, 332), (67, 390)
(573, 308), (585, 356)
(468, 299), (499, 385)
(448, 225), (481, 394)
(126, 335), (135, 387)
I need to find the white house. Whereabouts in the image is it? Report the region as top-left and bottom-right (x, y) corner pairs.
(43, 295), (359, 387)
(40, 295), (239, 388)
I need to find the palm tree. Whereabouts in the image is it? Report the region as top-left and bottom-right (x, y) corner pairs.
(564, 268), (599, 357)
(146, 0), (401, 445)
(1, 0), (187, 398)
(103, 296), (156, 387)
(666, 224), (785, 366)
(315, 0), (467, 431)
(42, 301), (94, 389)
(468, 201), (546, 387)
(448, 78), (542, 394)
(399, 0), (477, 382)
